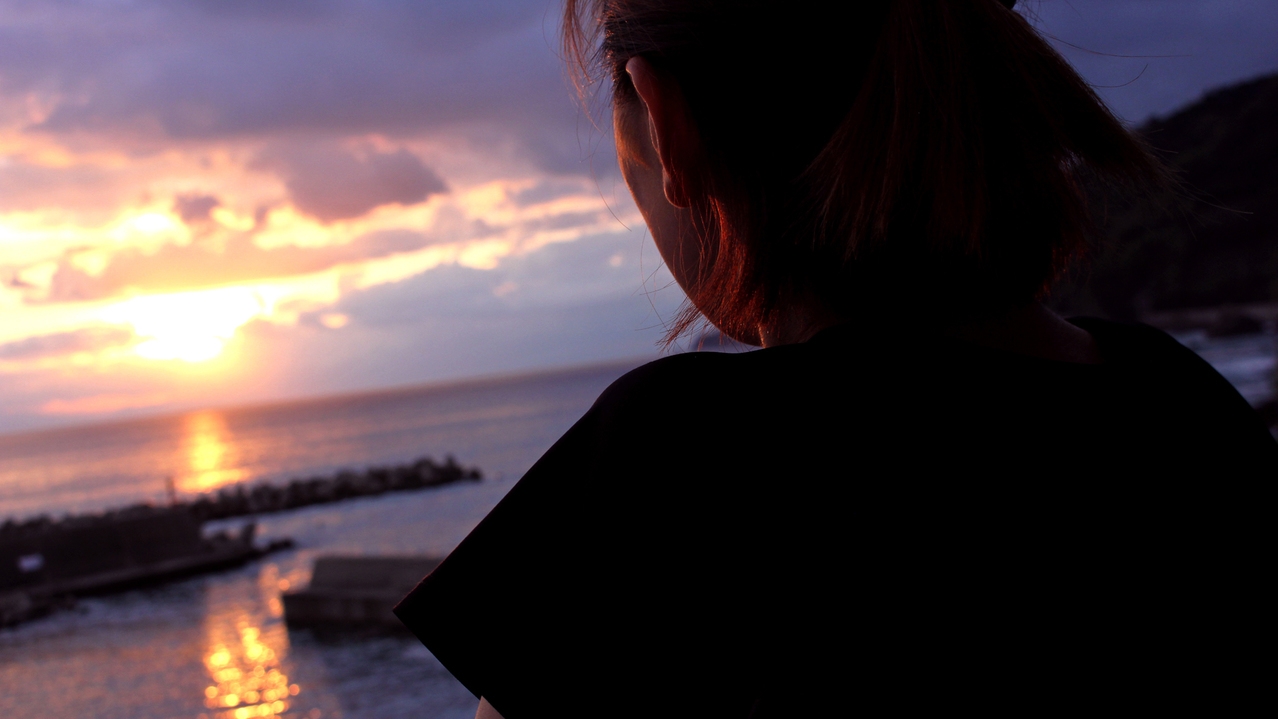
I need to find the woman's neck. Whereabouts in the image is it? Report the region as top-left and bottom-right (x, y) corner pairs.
(757, 301), (842, 347)
(760, 300), (1103, 365)
(943, 302), (1103, 364)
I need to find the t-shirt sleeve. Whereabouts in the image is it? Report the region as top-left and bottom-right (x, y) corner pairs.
(392, 399), (609, 715)
(392, 356), (741, 718)
(392, 353), (815, 718)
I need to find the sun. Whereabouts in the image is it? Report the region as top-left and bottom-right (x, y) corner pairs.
(101, 287), (267, 362)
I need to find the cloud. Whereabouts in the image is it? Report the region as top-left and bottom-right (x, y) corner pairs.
(4, 0), (1278, 438)
(334, 226), (678, 327)
(0, 221), (676, 433)
(39, 392), (171, 416)
(2, 0), (1276, 190)
(6, 175), (620, 305)
(232, 252), (680, 401)
(0, 157), (134, 218)
(0, 326), (135, 361)
(42, 228), (453, 302)
(5, 0), (583, 172)
(509, 178), (600, 208)
(173, 194), (221, 224)
(256, 144), (448, 222)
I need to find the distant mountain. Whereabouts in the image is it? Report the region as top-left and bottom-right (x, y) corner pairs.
(1051, 72), (1278, 320)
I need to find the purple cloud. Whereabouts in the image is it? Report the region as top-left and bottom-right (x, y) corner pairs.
(7, 0), (1270, 190)
(0, 326), (135, 361)
(255, 144), (448, 222)
(4, 0), (580, 171)
(173, 194), (221, 224)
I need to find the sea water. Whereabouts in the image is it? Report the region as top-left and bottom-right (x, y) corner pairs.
(0, 360), (650, 521)
(0, 359), (647, 719)
(0, 334), (1274, 719)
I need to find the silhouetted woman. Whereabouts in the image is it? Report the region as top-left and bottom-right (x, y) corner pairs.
(397, 2), (1277, 716)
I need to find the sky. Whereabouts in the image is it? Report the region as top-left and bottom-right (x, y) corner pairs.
(0, 0), (1275, 434)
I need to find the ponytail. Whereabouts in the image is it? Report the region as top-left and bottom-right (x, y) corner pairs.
(564, 0), (1166, 342)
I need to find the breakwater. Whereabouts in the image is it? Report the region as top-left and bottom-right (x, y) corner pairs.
(185, 454), (481, 521)
(1, 455), (482, 538)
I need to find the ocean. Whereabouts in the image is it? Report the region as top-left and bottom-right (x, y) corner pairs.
(0, 332), (1274, 719)
(0, 358), (648, 719)
(0, 359), (656, 521)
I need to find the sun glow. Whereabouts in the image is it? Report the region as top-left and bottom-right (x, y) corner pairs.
(128, 212), (179, 234)
(100, 286), (268, 362)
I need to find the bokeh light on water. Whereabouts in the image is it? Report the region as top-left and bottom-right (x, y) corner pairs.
(200, 567), (298, 719)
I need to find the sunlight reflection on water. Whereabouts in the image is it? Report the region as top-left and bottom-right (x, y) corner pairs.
(184, 411), (251, 494)
(0, 480), (508, 719)
(0, 360), (643, 519)
(200, 577), (297, 719)
(1, 363), (644, 718)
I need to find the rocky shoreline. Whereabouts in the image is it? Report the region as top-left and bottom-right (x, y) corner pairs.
(185, 454), (482, 521)
(1, 454), (482, 540)
(1, 454), (481, 627)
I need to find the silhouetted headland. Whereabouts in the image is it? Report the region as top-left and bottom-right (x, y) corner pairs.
(1053, 72), (1278, 322)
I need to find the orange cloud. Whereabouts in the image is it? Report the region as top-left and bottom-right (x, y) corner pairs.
(41, 228), (460, 302)
(40, 392), (171, 415)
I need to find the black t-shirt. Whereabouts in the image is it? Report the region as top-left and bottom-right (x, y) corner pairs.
(395, 319), (1275, 717)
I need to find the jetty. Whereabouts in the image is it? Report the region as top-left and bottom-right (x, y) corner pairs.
(283, 555), (441, 630)
(0, 454), (480, 628)
(185, 455), (481, 521)
(0, 507), (291, 627)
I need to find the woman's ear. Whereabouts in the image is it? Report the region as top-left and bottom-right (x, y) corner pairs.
(625, 57), (702, 208)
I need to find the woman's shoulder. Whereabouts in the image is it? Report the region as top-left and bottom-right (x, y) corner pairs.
(1071, 316), (1207, 361)
(587, 319), (1276, 467)
(588, 343), (821, 426)
(583, 351), (753, 443)
(1071, 316), (1250, 395)
(1072, 316), (1278, 457)
(596, 351), (746, 402)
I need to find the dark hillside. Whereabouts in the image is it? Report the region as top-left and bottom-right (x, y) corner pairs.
(1052, 72), (1278, 319)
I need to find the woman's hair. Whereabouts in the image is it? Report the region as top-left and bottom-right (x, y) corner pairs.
(564, 0), (1166, 343)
